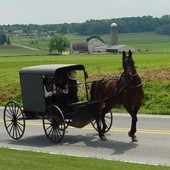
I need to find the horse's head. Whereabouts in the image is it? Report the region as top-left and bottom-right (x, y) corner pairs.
(122, 50), (137, 77)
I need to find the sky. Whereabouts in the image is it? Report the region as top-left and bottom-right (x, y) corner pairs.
(0, 0), (170, 25)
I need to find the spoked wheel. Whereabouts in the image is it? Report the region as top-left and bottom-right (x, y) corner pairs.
(43, 105), (66, 143)
(3, 101), (25, 140)
(91, 111), (113, 133)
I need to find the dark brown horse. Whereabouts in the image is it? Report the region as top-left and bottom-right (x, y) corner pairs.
(90, 50), (144, 142)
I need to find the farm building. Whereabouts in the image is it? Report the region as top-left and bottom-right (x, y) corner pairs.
(71, 38), (105, 54)
(71, 42), (88, 54)
(106, 45), (135, 53)
(71, 23), (135, 54)
(87, 38), (105, 53)
(94, 45), (135, 53)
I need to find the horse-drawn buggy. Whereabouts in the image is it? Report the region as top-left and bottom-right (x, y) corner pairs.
(3, 51), (144, 143)
(3, 63), (113, 143)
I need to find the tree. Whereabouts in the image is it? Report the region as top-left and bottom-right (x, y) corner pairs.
(49, 35), (70, 55)
(0, 32), (7, 45)
(86, 35), (105, 43)
(156, 24), (170, 35)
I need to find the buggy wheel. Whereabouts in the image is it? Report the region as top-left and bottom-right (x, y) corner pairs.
(91, 111), (113, 133)
(3, 101), (25, 140)
(43, 105), (66, 143)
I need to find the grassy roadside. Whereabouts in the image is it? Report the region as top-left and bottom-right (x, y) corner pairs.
(0, 148), (169, 170)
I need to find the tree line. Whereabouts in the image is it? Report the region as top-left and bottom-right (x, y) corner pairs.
(1, 15), (170, 36)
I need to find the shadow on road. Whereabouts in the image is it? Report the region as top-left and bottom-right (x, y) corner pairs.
(3, 132), (138, 155)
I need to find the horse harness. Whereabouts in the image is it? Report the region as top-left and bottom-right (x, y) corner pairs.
(116, 72), (142, 92)
(91, 72), (142, 104)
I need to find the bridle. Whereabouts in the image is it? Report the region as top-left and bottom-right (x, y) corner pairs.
(121, 56), (142, 90)
(121, 72), (142, 90)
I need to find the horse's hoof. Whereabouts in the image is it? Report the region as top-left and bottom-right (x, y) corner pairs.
(131, 136), (138, 142)
(128, 131), (132, 137)
(101, 136), (107, 141)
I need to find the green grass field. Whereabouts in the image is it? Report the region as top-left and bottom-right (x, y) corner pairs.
(7, 32), (170, 54)
(0, 53), (169, 114)
(0, 148), (169, 170)
(102, 32), (170, 53)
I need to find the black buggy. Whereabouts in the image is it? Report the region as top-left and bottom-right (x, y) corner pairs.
(3, 64), (113, 143)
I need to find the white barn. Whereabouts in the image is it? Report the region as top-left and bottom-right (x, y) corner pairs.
(87, 38), (105, 53)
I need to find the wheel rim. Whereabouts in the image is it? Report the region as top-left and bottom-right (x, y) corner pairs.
(4, 101), (25, 140)
(43, 105), (65, 143)
(104, 111), (113, 132)
(91, 111), (113, 133)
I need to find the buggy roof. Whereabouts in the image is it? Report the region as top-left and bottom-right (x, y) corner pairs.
(20, 64), (85, 75)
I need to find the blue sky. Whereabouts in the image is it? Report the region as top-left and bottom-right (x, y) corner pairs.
(0, 0), (170, 25)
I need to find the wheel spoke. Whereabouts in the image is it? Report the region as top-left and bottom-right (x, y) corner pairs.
(9, 104), (14, 115)
(7, 122), (13, 131)
(6, 109), (13, 118)
(17, 121), (24, 127)
(5, 114), (13, 119)
(14, 126), (19, 139)
(45, 125), (52, 131)
(16, 112), (22, 119)
(17, 123), (24, 133)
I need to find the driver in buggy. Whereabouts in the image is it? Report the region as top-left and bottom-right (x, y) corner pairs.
(43, 70), (79, 113)
(55, 70), (79, 113)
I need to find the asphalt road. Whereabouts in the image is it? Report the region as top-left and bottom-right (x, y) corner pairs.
(0, 107), (170, 166)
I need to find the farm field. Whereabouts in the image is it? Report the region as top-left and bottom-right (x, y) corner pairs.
(7, 32), (170, 53)
(0, 32), (170, 168)
(0, 53), (169, 114)
(0, 32), (170, 115)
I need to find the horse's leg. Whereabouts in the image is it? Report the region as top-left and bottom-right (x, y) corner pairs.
(95, 115), (104, 140)
(101, 113), (106, 133)
(95, 111), (107, 141)
(126, 106), (139, 142)
(129, 112), (138, 142)
(100, 112), (107, 140)
(101, 108), (108, 133)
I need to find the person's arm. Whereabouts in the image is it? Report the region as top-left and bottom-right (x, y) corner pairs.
(44, 86), (53, 97)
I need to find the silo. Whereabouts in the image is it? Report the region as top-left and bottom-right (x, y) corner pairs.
(110, 23), (118, 45)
